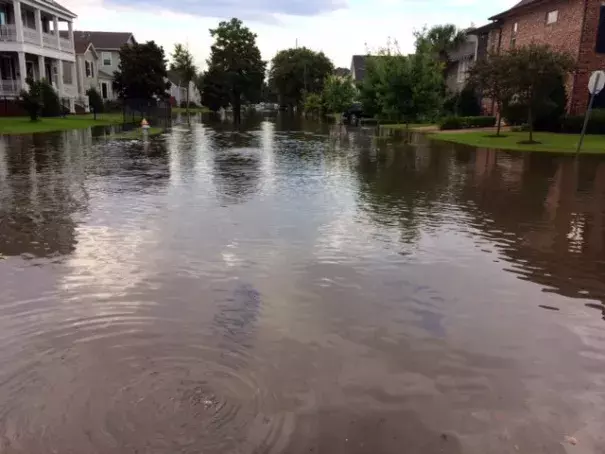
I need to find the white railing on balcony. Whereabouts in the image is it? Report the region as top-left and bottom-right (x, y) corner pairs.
(23, 27), (41, 45)
(0, 24), (17, 42)
(59, 37), (72, 51)
(62, 84), (76, 97)
(42, 32), (58, 49)
(0, 80), (22, 97)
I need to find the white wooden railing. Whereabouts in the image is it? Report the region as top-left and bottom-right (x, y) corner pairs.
(59, 36), (72, 51)
(0, 24), (17, 42)
(42, 32), (58, 49)
(0, 80), (22, 97)
(62, 84), (76, 97)
(23, 27), (40, 45)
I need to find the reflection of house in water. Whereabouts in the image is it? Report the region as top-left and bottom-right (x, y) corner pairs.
(0, 135), (85, 258)
(463, 148), (605, 310)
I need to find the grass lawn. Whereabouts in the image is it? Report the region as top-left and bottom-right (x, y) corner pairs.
(172, 107), (209, 114)
(430, 131), (605, 154)
(380, 123), (437, 132)
(110, 127), (164, 140)
(0, 113), (126, 135)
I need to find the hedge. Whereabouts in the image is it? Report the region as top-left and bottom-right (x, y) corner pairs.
(439, 116), (497, 130)
(561, 109), (605, 134)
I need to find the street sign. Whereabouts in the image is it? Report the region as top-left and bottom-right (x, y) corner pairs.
(588, 70), (605, 94)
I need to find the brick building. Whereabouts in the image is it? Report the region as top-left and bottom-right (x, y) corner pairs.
(487, 0), (605, 114)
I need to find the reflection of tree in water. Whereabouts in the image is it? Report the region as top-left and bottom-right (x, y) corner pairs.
(0, 135), (86, 258)
(355, 140), (454, 245)
(459, 147), (605, 315)
(210, 126), (262, 205)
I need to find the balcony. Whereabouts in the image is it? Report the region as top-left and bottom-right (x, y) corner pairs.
(0, 24), (17, 42)
(42, 32), (58, 49)
(23, 27), (41, 45)
(0, 80), (22, 97)
(62, 83), (76, 97)
(59, 36), (72, 52)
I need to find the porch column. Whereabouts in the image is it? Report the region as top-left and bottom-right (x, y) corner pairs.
(17, 51), (27, 88)
(13, 0), (24, 43)
(68, 21), (74, 51)
(35, 9), (43, 47)
(70, 61), (76, 92)
(53, 16), (60, 50)
(57, 60), (64, 98)
(38, 55), (45, 81)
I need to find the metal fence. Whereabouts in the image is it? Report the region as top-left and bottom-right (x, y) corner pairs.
(121, 98), (172, 129)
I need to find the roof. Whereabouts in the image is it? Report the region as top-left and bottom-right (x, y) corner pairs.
(334, 67), (351, 78)
(489, 0), (549, 20)
(351, 55), (367, 82)
(73, 31), (135, 50)
(39, 0), (76, 19)
(467, 22), (499, 35)
(61, 31), (95, 54)
(97, 69), (113, 79)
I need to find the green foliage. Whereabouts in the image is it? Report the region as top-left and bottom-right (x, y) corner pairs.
(206, 18), (266, 122)
(439, 115), (496, 130)
(303, 92), (323, 116)
(86, 87), (104, 119)
(322, 75), (356, 114)
(40, 79), (61, 117)
(269, 47), (334, 109)
(19, 78), (43, 121)
(113, 41), (170, 100)
(104, 100), (123, 112)
(561, 109), (605, 134)
(457, 84), (481, 116)
(199, 66), (230, 112)
(504, 44), (574, 142)
(359, 41), (443, 123)
(170, 44), (197, 112)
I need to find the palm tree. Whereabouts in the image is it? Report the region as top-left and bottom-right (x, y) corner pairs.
(416, 24), (467, 79)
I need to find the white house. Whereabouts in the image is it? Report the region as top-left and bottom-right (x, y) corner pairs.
(167, 69), (201, 107)
(0, 0), (77, 111)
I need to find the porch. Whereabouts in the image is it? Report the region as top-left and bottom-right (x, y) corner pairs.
(0, 0), (73, 51)
(0, 51), (76, 107)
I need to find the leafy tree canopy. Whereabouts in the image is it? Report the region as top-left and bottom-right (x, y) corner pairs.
(207, 18), (266, 123)
(269, 47), (334, 108)
(322, 75), (356, 114)
(113, 41), (170, 100)
(170, 44), (198, 111)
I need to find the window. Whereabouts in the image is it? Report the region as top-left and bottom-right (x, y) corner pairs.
(101, 82), (108, 99)
(102, 52), (112, 66)
(513, 22), (518, 34)
(546, 10), (558, 24)
(510, 22), (518, 48)
(0, 10), (6, 26)
(85, 61), (91, 77)
(91, 61), (94, 77)
(597, 5), (605, 53)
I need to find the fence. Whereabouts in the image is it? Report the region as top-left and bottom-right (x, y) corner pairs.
(121, 98), (172, 129)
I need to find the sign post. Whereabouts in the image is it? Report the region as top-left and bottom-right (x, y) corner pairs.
(577, 70), (605, 154)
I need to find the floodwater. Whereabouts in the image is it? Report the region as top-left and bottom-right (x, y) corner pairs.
(0, 114), (604, 454)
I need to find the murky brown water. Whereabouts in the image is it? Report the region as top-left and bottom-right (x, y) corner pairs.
(1, 115), (604, 453)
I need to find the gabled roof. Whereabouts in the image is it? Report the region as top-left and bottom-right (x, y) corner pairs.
(38, 0), (76, 19)
(489, 0), (548, 20)
(351, 55), (367, 82)
(61, 31), (96, 55)
(73, 31), (135, 50)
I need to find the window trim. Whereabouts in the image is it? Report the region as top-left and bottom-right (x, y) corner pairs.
(102, 52), (112, 67)
(546, 10), (558, 25)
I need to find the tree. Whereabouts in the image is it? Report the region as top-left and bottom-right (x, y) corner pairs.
(86, 87), (103, 120)
(199, 67), (231, 112)
(207, 18), (266, 124)
(415, 24), (466, 78)
(468, 53), (512, 136)
(170, 44), (197, 114)
(269, 48), (334, 111)
(322, 75), (356, 115)
(303, 92), (322, 117)
(19, 78), (43, 121)
(505, 44), (574, 143)
(113, 41), (170, 101)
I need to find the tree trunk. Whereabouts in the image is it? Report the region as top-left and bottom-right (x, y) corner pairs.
(233, 93), (241, 125)
(496, 101), (501, 137)
(186, 85), (190, 116)
(528, 105), (533, 143)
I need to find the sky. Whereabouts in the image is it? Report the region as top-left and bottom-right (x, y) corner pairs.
(59, 0), (518, 70)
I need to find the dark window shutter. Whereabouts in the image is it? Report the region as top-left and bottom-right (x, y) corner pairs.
(596, 5), (605, 53)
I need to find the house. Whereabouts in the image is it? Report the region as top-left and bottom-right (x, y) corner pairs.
(167, 69), (200, 106)
(334, 67), (351, 79)
(74, 31), (135, 101)
(444, 33), (479, 93)
(0, 0), (77, 113)
(70, 32), (98, 111)
(350, 55), (367, 82)
(487, 0), (605, 114)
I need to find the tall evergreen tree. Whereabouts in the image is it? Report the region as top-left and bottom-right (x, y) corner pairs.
(170, 44), (197, 114)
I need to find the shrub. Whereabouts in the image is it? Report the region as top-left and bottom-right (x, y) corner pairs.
(561, 109), (605, 134)
(179, 100), (187, 108)
(103, 100), (123, 112)
(39, 80), (61, 117)
(86, 88), (104, 117)
(457, 85), (482, 117)
(439, 116), (496, 130)
(19, 78), (43, 121)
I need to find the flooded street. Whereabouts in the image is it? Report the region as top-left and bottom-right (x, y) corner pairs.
(0, 115), (604, 453)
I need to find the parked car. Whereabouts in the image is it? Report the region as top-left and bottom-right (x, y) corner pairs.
(342, 102), (370, 125)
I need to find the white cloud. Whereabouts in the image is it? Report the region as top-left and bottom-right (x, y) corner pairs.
(60, 0), (517, 69)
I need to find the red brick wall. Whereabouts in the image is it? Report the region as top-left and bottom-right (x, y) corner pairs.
(572, 0), (605, 114)
(497, 0), (586, 113)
